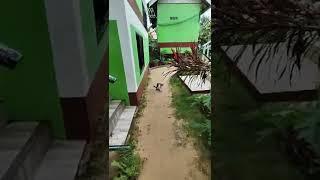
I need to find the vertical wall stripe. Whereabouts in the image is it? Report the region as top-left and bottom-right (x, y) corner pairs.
(110, 0), (150, 93)
(45, 0), (90, 98)
(110, 0), (138, 92)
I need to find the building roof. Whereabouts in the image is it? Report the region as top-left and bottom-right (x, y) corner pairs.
(148, 0), (211, 13)
(147, 0), (210, 28)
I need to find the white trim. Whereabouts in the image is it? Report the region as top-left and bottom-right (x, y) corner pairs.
(110, 0), (150, 93)
(124, 0), (149, 92)
(45, 0), (89, 98)
(110, 0), (138, 92)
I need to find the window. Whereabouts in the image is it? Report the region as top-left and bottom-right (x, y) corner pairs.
(136, 33), (145, 73)
(142, 3), (148, 29)
(93, 0), (108, 43)
(170, 16), (178, 20)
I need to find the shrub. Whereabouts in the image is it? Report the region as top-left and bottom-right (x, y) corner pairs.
(111, 142), (142, 180)
(243, 102), (320, 175)
(190, 94), (211, 115)
(189, 119), (212, 147)
(188, 94), (212, 148)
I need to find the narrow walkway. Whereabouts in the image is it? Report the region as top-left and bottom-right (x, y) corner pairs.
(137, 67), (208, 180)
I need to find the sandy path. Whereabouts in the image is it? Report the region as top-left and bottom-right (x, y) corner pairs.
(136, 67), (209, 180)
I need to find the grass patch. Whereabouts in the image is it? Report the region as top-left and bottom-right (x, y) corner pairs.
(170, 76), (211, 154)
(213, 54), (307, 180)
(111, 141), (142, 180)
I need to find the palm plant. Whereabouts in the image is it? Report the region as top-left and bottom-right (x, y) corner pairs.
(165, 44), (211, 84)
(213, 0), (320, 82)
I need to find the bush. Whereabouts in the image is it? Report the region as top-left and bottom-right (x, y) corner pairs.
(188, 94), (212, 148)
(111, 142), (142, 180)
(189, 119), (212, 147)
(243, 102), (320, 175)
(189, 94), (211, 115)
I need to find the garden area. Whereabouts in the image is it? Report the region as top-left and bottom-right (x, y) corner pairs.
(213, 52), (320, 180)
(170, 76), (211, 156)
(213, 0), (320, 179)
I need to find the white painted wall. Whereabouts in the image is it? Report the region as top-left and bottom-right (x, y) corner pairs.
(45, 0), (89, 98)
(110, 0), (138, 92)
(124, 0), (149, 91)
(110, 0), (149, 93)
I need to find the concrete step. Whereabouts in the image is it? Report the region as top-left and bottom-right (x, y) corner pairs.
(109, 100), (124, 136)
(34, 140), (85, 180)
(109, 106), (137, 146)
(0, 122), (51, 180)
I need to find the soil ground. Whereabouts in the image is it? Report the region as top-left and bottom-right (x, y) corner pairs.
(136, 67), (209, 180)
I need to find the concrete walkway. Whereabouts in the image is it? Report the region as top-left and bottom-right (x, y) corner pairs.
(136, 67), (209, 180)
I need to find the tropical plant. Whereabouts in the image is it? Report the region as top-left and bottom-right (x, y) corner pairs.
(189, 119), (212, 147)
(213, 0), (320, 82)
(199, 16), (211, 46)
(149, 37), (160, 61)
(187, 93), (212, 148)
(166, 44), (211, 84)
(190, 94), (211, 114)
(111, 142), (142, 180)
(243, 102), (320, 175)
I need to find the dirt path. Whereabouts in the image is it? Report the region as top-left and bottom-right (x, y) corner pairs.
(136, 67), (209, 180)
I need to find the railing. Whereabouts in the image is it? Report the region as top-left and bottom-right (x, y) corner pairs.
(201, 40), (211, 60)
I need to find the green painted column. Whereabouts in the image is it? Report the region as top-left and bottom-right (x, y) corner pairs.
(0, 0), (65, 138)
(109, 21), (130, 104)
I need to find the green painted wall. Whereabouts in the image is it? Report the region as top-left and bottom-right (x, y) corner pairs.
(80, 0), (108, 81)
(160, 47), (192, 54)
(157, 3), (201, 54)
(109, 21), (130, 104)
(0, 0), (65, 138)
(130, 25), (150, 85)
(135, 0), (143, 14)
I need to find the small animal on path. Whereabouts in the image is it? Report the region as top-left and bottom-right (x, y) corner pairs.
(153, 83), (164, 91)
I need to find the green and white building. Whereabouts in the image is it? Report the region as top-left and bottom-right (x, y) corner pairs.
(0, 1), (108, 179)
(148, 0), (211, 54)
(109, 0), (150, 106)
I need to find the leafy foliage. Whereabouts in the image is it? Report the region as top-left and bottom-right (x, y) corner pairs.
(297, 109), (320, 154)
(189, 119), (212, 147)
(170, 77), (212, 150)
(111, 142), (142, 180)
(149, 35), (160, 61)
(199, 16), (211, 46)
(190, 94), (211, 114)
(165, 45), (211, 84)
(243, 102), (320, 175)
(188, 94), (212, 147)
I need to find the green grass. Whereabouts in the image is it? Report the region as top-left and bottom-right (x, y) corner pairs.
(170, 76), (211, 154)
(213, 56), (307, 180)
(111, 141), (142, 180)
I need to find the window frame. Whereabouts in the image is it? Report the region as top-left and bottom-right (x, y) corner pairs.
(93, 0), (108, 44)
(135, 33), (145, 74)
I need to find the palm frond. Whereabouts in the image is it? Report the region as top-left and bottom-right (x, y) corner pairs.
(164, 44), (211, 85)
(213, 0), (320, 81)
